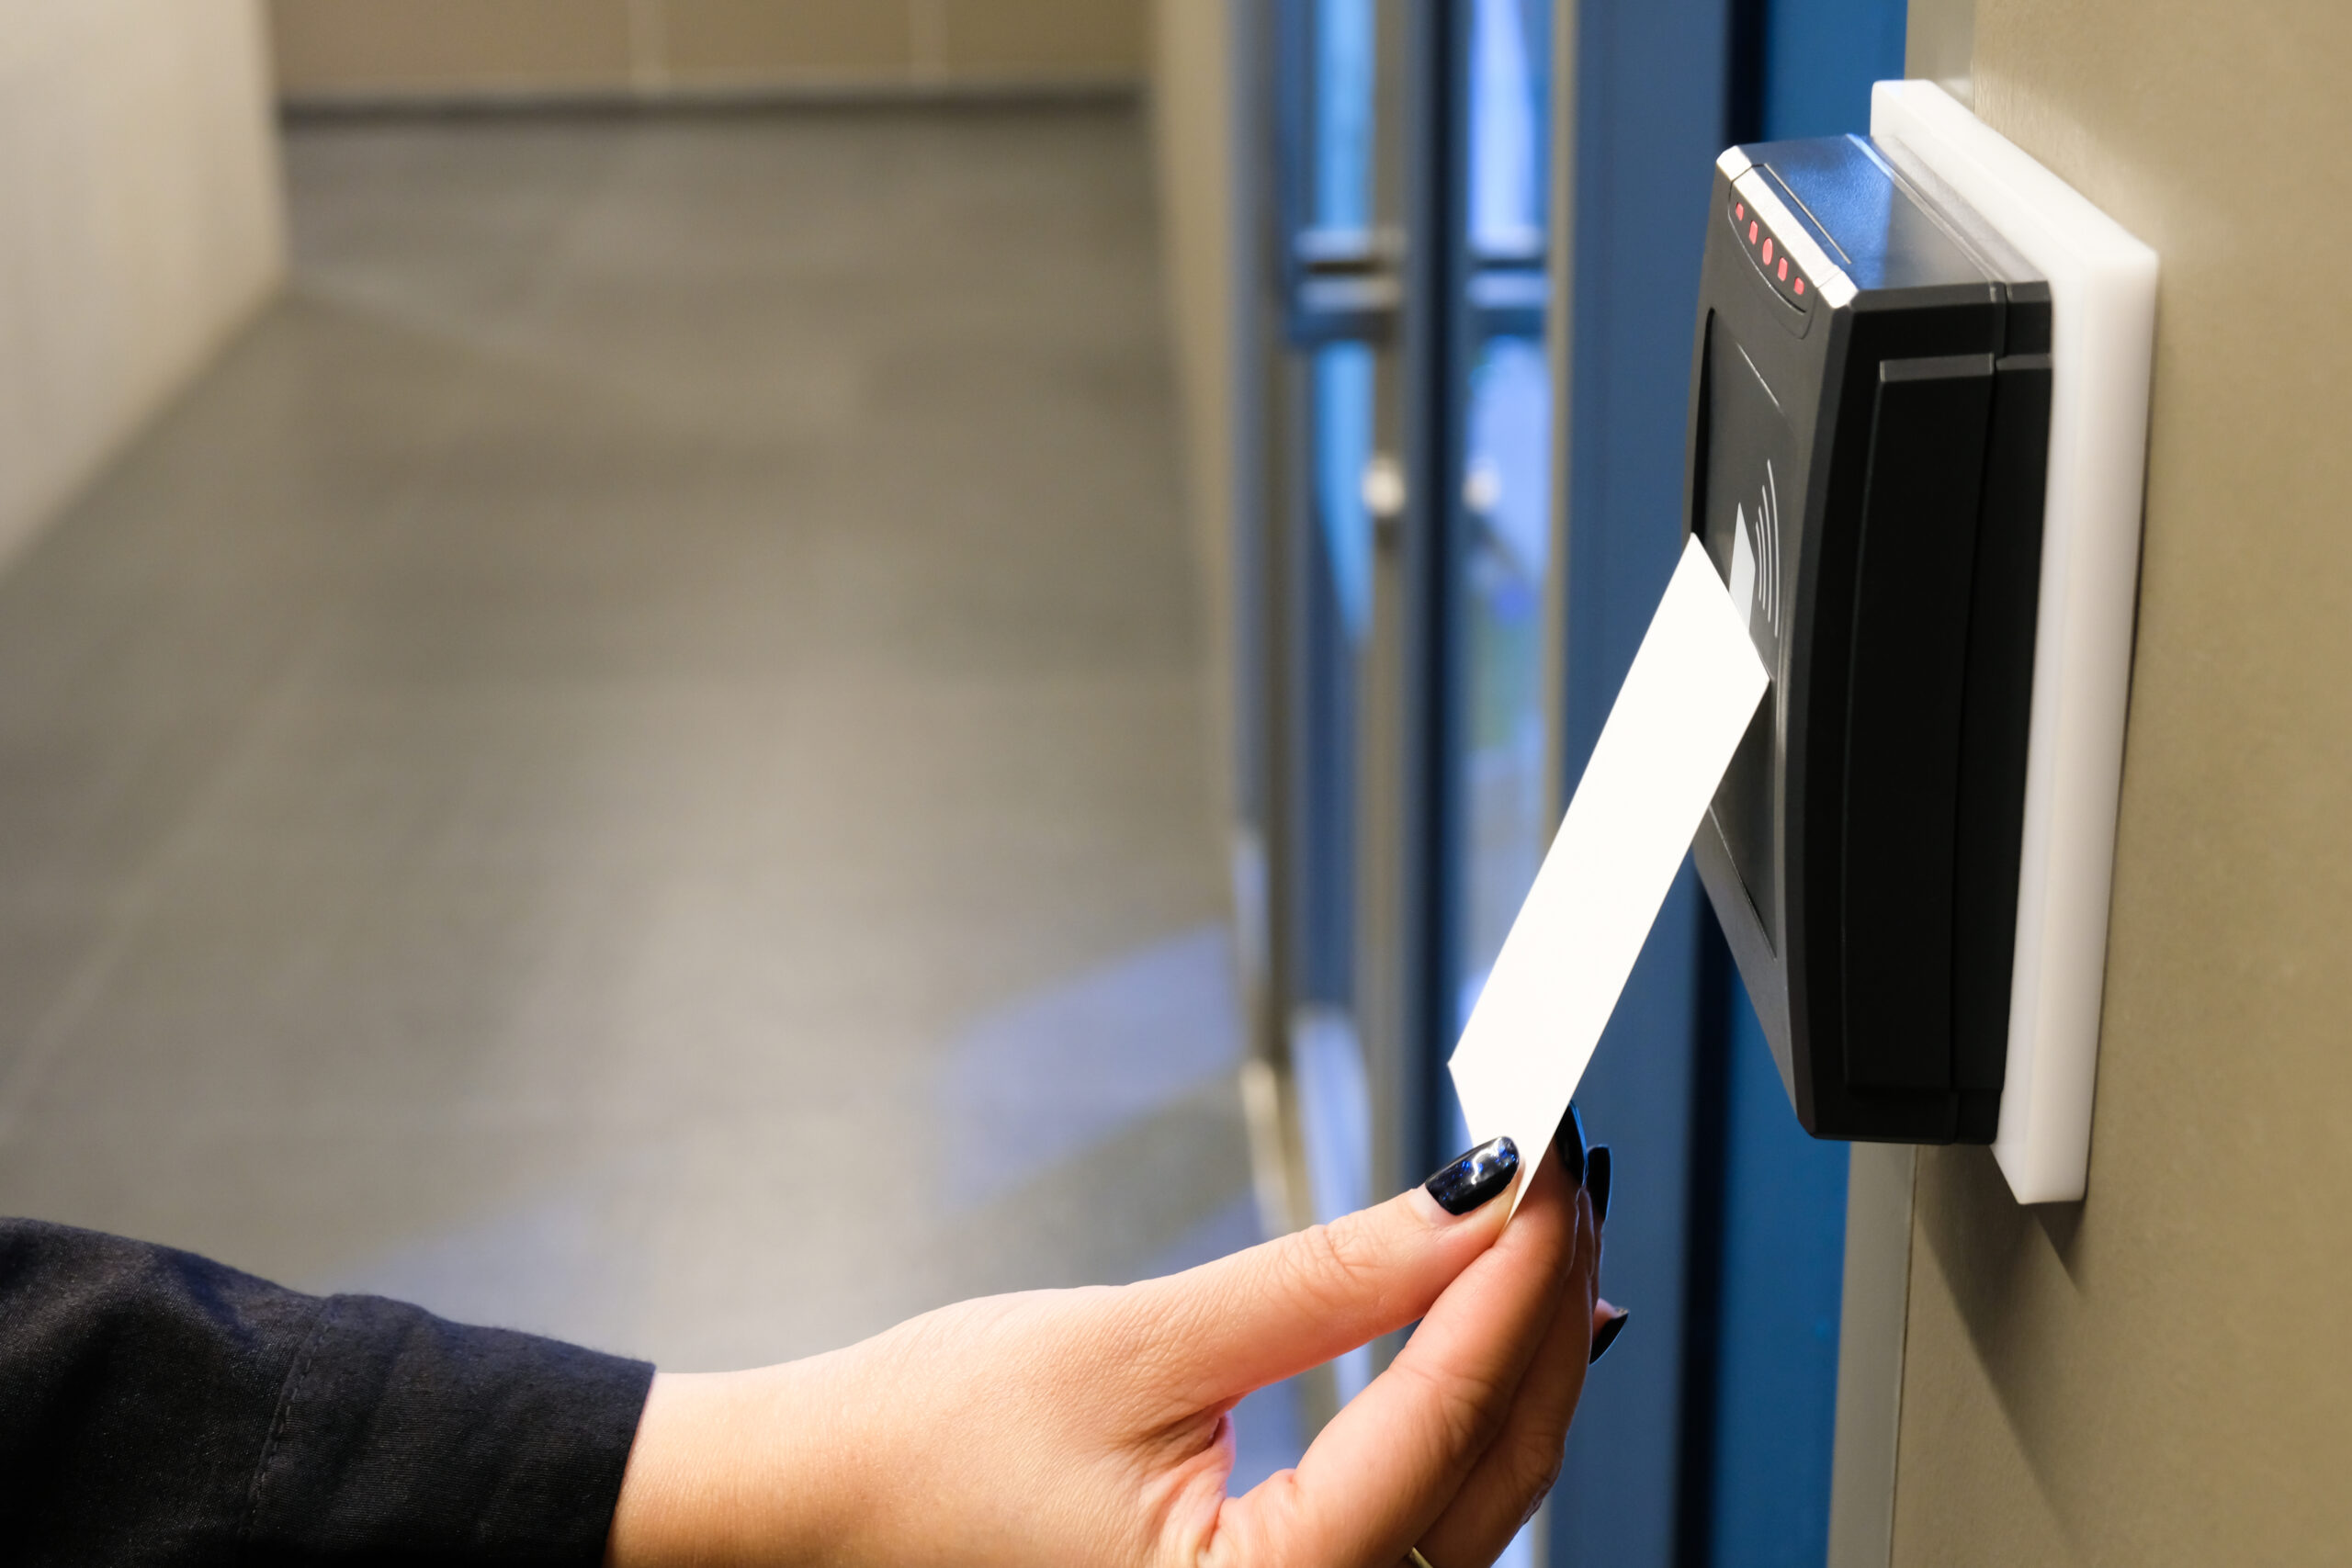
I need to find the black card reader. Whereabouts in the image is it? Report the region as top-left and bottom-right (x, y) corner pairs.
(1686, 134), (2053, 1145)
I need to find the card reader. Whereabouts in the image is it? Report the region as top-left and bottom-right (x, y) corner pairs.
(1684, 83), (2156, 1201)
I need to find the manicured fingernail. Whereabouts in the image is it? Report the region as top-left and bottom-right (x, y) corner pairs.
(1424, 1136), (1520, 1215)
(1587, 1145), (1612, 1225)
(1553, 1101), (1588, 1188)
(1589, 1308), (1631, 1364)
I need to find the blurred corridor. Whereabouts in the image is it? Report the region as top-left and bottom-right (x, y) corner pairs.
(0, 105), (1281, 1456)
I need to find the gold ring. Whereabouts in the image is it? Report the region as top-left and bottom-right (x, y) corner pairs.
(1406, 1551), (1439, 1568)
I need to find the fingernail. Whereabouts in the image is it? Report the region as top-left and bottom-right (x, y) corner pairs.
(1589, 1308), (1631, 1364)
(1424, 1136), (1520, 1215)
(1587, 1145), (1612, 1226)
(1553, 1101), (1588, 1188)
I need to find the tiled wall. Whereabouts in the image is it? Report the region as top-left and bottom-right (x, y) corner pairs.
(269, 0), (1148, 101)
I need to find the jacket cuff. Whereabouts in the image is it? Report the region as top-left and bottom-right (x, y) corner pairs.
(243, 1292), (654, 1564)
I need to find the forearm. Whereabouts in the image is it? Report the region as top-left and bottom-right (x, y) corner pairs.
(0, 1217), (650, 1565)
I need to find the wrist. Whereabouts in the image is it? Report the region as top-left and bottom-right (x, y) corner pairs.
(606, 1366), (851, 1567)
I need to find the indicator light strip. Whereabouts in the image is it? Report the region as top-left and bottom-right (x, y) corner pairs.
(1732, 170), (1854, 308)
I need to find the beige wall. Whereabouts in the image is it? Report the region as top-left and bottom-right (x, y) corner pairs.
(1148, 0), (1244, 834)
(1889, 3), (2352, 1562)
(269, 0), (1148, 101)
(0, 0), (285, 566)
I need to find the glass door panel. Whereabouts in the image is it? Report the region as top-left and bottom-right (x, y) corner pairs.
(1270, 0), (1396, 1416)
(1311, 0), (1375, 232)
(1447, 6), (1559, 1561)
(1470, 0), (1550, 262)
(1445, 0), (1556, 1156)
(1456, 338), (1550, 1033)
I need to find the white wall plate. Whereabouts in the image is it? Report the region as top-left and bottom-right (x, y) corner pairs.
(1870, 80), (2158, 1204)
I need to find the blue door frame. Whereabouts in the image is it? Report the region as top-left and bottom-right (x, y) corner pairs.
(1548, 1), (1905, 1564)
(1546, 2), (1738, 1560)
(1244, 3), (1906, 1560)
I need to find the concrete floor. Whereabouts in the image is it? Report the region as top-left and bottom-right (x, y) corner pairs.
(0, 107), (1293, 1465)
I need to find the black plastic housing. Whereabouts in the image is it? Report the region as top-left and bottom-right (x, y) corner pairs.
(1686, 134), (2052, 1144)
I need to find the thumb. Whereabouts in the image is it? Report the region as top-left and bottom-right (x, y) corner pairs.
(1123, 1136), (1522, 1411)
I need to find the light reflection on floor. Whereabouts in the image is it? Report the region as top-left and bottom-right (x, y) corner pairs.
(934, 923), (1245, 1212)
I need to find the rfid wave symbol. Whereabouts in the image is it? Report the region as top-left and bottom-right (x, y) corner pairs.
(1727, 458), (1782, 639)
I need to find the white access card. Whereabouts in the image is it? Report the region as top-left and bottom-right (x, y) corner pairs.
(1449, 535), (1768, 1212)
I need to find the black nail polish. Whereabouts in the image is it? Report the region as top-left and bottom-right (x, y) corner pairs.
(1552, 1101), (1588, 1188)
(1587, 1145), (1612, 1225)
(1424, 1136), (1520, 1215)
(1589, 1308), (1631, 1364)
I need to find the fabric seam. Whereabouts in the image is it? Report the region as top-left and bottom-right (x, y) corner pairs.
(240, 1294), (334, 1543)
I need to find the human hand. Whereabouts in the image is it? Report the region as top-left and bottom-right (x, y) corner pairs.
(606, 1124), (1617, 1568)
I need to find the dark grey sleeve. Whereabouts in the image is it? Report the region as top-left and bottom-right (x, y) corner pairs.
(0, 1217), (654, 1566)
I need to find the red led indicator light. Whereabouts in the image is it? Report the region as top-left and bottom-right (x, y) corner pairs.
(1748, 220), (1758, 243)
(1736, 201), (1746, 220)
(1778, 256), (1789, 281)
(1793, 276), (1804, 295)
(1762, 238), (1774, 265)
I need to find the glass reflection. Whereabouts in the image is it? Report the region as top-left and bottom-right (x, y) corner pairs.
(1456, 338), (1552, 1032)
(1469, 0), (1550, 257)
(1316, 344), (1376, 645)
(1313, 0), (1375, 231)
(1454, 0), (1555, 1041)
